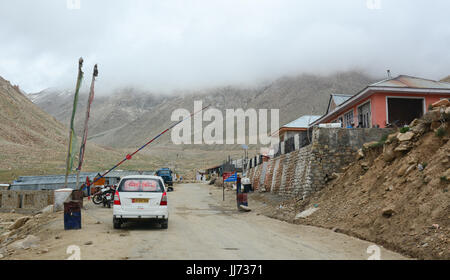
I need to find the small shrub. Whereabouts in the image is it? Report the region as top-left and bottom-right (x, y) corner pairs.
(435, 127), (446, 137)
(440, 176), (449, 183)
(399, 126), (410, 133)
(428, 104), (433, 111)
(369, 142), (384, 148)
(368, 134), (389, 149)
(422, 162), (428, 169)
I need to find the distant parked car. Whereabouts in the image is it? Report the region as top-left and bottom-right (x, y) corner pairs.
(156, 168), (174, 191)
(113, 175), (168, 229)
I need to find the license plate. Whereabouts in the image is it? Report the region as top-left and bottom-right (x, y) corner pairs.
(132, 198), (149, 203)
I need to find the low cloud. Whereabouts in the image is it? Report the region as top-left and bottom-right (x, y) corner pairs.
(0, 0), (449, 93)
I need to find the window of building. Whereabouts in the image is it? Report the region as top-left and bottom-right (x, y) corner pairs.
(344, 110), (354, 128)
(358, 102), (371, 128)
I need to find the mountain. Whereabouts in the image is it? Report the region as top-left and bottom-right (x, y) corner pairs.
(441, 75), (450, 83)
(29, 71), (377, 149)
(0, 76), (160, 183)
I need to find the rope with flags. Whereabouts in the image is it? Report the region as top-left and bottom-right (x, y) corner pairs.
(76, 64), (98, 196)
(80, 103), (211, 191)
(64, 57), (84, 187)
(77, 64), (98, 171)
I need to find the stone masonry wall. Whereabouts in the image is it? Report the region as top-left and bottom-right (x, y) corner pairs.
(0, 190), (54, 213)
(247, 127), (393, 199)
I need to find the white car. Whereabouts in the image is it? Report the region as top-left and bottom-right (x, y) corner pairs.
(113, 175), (169, 229)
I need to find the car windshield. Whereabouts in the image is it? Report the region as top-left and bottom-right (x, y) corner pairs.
(158, 171), (171, 175)
(118, 178), (164, 192)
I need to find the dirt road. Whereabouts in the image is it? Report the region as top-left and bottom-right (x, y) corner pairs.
(5, 183), (408, 260)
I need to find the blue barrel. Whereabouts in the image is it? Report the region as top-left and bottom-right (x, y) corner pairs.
(64, 201), (81, 230)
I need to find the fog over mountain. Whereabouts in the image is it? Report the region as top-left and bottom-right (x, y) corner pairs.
(28, 71), (376, 149)
(0, 0), (449, 94)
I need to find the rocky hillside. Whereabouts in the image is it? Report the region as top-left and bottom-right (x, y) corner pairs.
(286, 100), (450, 259)
(29, 71), (376, 149)
(0, 76), (160, 183)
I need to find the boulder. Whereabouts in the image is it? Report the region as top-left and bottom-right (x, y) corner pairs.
(382, 207), (395, 217)
(295, 207), (319, 219)
(331, 172), (342, 180)
(397, 131), (415, 142)
(432, 99), (450, 108)
(238, 205), (252, 212)
(394, 142), (413, 154)
(411, 121), (429, 135)
(9, 235), (40, 250)
(423, 109), (442, 123)
(8, 216), (31, 231)
(409, 118), (420, 127)
(363, 141), (379, 150)
(356, 148), (364, 160)
(405, 164), (416, 176)
(444, 168), (450, 178)
(360, 162), (369, 171)
(397, 164), (409, 177)
(445, 106), (450, 116)
(388, 132), (399, 141)
(431, 121), (441, 130)
(382, 146), (396, 162)
(0, 231), (13, 243)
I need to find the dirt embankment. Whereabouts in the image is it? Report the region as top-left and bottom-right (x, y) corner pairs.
(252, 101), (450, 260)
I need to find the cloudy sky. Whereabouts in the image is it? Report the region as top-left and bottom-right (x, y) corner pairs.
(0, 0), (449, 93)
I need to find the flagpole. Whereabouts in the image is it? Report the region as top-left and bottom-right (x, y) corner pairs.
(64, 58), (84, 188)
(76, 64), (98, 191)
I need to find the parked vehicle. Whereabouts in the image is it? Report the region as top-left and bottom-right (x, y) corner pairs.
(156, 168), (174, 191)
(113, 175), (169, 229)
(92, 185), (116, 208)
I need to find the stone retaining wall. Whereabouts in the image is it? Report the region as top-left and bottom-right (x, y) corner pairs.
(248, 127), (392, 199)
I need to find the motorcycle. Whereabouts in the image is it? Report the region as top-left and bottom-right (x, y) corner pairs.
(92, 185), (116, 208)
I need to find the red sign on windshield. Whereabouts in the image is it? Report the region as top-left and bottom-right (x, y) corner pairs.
(141, 180), (158, 192)
(123, 180), (141, 191)
(123, 179), (159, 192)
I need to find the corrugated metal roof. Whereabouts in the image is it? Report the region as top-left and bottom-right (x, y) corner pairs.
(10, 170), (155, 191)
(283, 115), (321, 128)
(331, 94), (353, 106)
(371, 75), (450, 89)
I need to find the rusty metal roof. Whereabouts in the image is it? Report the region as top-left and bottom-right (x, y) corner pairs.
(371, 75), (450, 89)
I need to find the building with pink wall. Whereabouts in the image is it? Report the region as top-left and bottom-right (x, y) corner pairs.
(312, 75), (450, 128)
